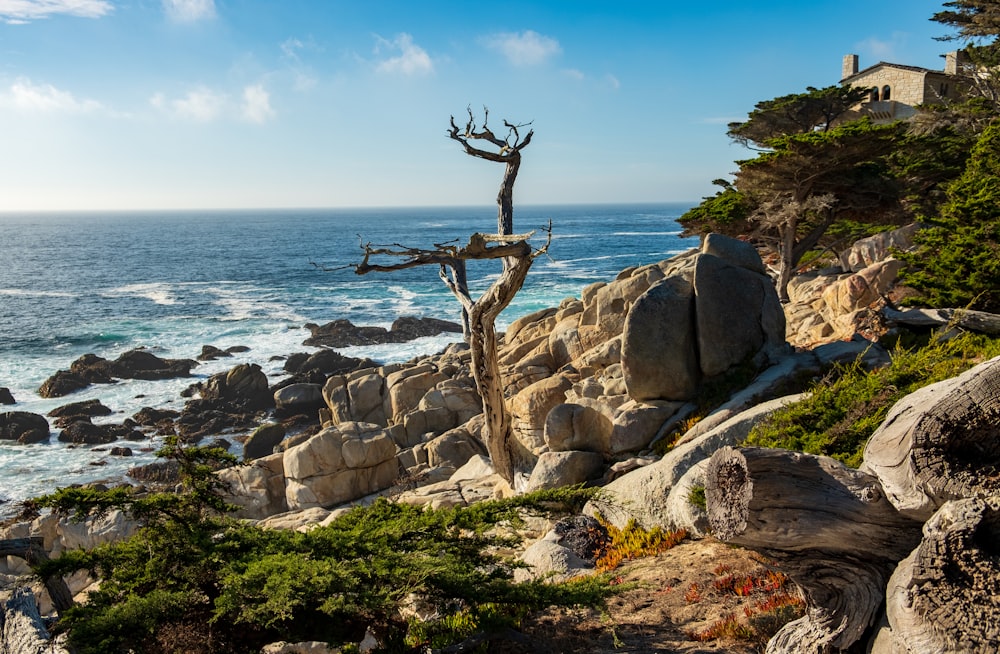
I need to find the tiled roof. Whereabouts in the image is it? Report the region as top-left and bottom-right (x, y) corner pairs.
(841, 61), (946, 83)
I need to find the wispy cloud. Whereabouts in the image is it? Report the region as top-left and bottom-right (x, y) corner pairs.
(151, 87), (226, 122)
(150, 84), (274, 124)
(0, 0), (112, 24)
(374, 33), (433, 76)
(281, 37), (305, 61)
(855, 32), (910, 62)
(280, 37), (319, 91)
(241, 84), (274, 123)
(0, 77), (102, 112)
(482, 30), (561, 66)
(162, 0), (214, 23)
(562, 68), (585, 81)
(604, 74), (621, 90)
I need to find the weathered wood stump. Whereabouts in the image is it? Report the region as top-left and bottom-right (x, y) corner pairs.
(706, 446), (921, 653)
(873, 496), (1000, 654)
(863, 354), (1000, 521)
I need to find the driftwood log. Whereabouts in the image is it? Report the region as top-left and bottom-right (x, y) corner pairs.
(0, 537), (73, 615)
(706, 446), (921, 653)
(883, 306), (1000, 335)
(863, 354), (1000, 521)
(874, 496), (1000, 654)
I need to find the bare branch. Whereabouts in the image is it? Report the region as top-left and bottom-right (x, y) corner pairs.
(354, 233), (532, 276)
(310, 261), (354, 272)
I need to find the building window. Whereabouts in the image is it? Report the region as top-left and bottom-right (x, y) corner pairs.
(940, 83), (949, 97)
(882, 85), (891, 101)
(869, 86), (880, 102)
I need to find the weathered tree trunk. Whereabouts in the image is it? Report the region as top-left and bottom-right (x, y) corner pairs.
(0, 537), (73, 615)
(464, 249), (535, 486)
(0, 588), (71, 654)
(862, 354), (1000, 522)
(777, 218), (797, 302)
(882, 306), (1000, 335)
(706, 446), (921, 653)
(875, 495), (1000, 654)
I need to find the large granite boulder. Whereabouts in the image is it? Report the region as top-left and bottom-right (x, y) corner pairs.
(38, 350), (195, 398)
(621, 234), (786, 402)
(525, 450), (604, 492)
(509, 374), (575, 453)
(620, 276), (697, 401)
(283, 422), (399, 510)
(273, 383), (325, 417)
(0, 412), (50, 444)
(219, 451), (288, 519)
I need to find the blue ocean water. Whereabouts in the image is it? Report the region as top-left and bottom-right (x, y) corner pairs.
(0, 203), (695, 513)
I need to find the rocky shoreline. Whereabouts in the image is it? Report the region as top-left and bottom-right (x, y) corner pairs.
(3, 228), (999, 653)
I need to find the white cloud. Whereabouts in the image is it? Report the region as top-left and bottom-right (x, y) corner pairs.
(0, 0), (112, 23)
(152, 87), (226, 122)
(855, 32), (909, 62)
(562, 68), (585, 81)
(605, 73), (621, 90)
(281, 37), (305, 61)
(482, 30), (561, 66)
(241, 84), (274, 124)
(162, 0), (214, 23)
(374, 33), (433, 76)
(0, 77), (102, 112)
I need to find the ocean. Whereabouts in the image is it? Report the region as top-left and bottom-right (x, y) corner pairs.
(0, 203), (696, 516)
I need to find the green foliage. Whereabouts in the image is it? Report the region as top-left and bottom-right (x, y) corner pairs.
(38, 470), (618, 653)
(744, 331), (1000, 467)
(727, 85), (870, 149)
(898, 120), (1000, 312)
(678, 180), (752, 238)
(687, 485), (707, 511)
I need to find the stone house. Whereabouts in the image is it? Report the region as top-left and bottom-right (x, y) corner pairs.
(840, 51), (968, 122)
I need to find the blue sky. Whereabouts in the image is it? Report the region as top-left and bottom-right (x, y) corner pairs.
(0, 0), (961, 211)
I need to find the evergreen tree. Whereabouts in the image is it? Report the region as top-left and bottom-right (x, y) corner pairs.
(898, 120), (1000, 311)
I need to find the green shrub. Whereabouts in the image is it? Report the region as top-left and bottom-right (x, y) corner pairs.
(744, 331), (1000, 467)
(36, 469), (620, 654)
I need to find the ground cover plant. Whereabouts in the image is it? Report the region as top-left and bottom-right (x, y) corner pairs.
(32, 444), (622, 654)
(744, 330), (1000, 467)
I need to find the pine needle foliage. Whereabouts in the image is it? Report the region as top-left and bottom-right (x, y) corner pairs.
(34, 461), (618, 654)
(898, 120), (1000, 312)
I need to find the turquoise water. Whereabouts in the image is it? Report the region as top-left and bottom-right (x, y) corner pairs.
(0, 203), (696, 512)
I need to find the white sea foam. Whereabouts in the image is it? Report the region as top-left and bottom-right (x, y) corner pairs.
(104, 283), (181, 306)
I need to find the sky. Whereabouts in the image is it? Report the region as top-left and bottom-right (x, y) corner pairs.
(0, 0), (966, 211)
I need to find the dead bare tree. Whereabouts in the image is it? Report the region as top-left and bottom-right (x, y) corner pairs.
(354, 108), (544, 487)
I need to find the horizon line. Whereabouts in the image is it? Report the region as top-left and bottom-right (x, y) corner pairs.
(0, 200), (699, 215)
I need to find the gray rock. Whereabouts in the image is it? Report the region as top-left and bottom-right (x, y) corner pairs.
(0, 412), (50, 444)
(274, 383), (325, 416)
(622, 276), (698, 401)
(701, 232), (766, 275)
(693, 253), (785, 378)
(526, 450), (604, 491)
(243, 422), (287, 461)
